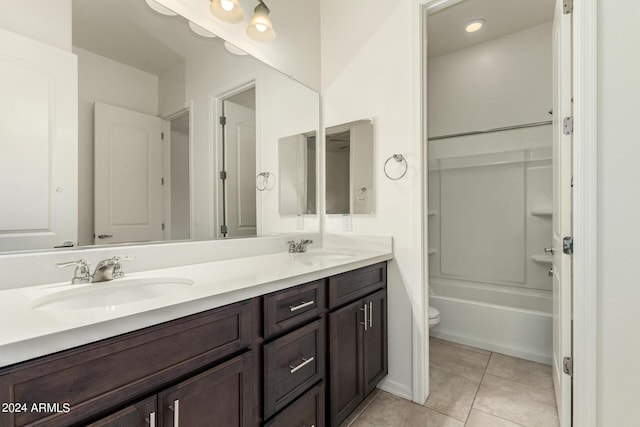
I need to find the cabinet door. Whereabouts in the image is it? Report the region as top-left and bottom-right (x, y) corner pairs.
(328, 299), (364, 426)
(363, 289), (388, 395)
(86, 396), (157, 427)
(159, 352), (254, 427)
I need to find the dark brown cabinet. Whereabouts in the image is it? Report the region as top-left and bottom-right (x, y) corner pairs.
(328, 268), (387, 427)
(86, 396), (157, 427)
(159, 352), (254, 427)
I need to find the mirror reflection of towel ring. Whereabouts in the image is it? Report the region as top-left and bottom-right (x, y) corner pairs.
(356, 187), (368, 201)
(256, 172), (275, 191)
(384, 154), (408, 180)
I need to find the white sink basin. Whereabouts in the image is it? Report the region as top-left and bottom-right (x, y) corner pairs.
(31, 277), (194, 310)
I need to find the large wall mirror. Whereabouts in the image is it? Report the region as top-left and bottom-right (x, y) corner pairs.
(0, 0), (320, 253)
(325, 120), (375, 215)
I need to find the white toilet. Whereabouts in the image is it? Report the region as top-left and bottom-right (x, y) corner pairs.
(428, 306), (440, 330)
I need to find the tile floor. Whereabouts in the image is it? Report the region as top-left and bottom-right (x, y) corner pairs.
(341, 337), (560, 427)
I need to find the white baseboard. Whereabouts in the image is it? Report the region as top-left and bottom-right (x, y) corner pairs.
(430, 329), (552, 365)
(377, 377), (413, 401)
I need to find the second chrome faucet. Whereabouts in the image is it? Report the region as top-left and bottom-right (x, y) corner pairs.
(286, 239), (313, 253)
(56, 256), (135, 284)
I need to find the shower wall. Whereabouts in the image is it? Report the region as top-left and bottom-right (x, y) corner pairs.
(427, 22), (554, 363)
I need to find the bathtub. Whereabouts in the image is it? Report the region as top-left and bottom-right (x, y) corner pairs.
(429, 277), (553, 364)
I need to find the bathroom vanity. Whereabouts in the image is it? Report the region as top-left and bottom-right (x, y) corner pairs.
(0, 251), (389, 427)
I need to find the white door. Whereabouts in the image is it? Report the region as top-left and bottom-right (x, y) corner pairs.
(552, 1), (573, 425)
(94, 102), (164, 244)
(223, 99), (257, 237)
(0, 27), (77, 251)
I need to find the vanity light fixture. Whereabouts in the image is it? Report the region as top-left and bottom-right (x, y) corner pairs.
(224, 41), (249, 56)
(465, 19), (485, 33)
(246, 0), (276, 42)
(188, 21), (217, 38)
(144, 0), (177, 16)
(210, 0), (245, 24)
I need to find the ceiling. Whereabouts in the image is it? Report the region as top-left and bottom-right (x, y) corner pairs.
(427, 0), (555, 58)
(72, 0), (218, 75)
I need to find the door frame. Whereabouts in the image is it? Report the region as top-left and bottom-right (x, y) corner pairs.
(212, 78), (259, 238)
(164, 106), (192, 241)
(415, 0), (598, 423)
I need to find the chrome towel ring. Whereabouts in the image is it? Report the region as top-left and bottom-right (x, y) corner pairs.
(384, 154), (408, 180)
(256, 172), (275, 191)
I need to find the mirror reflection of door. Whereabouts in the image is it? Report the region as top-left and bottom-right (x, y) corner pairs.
(169, 112), (191, 241)
(94, 102), (165, 244)
(220, 87), (257, 238)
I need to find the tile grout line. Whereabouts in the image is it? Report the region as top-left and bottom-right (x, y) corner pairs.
(346, 389), (381, 426)
(464, 350), (493, 425)
(472, 407), (529, 427)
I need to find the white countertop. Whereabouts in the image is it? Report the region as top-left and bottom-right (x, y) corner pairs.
(0, 247), (392, 367)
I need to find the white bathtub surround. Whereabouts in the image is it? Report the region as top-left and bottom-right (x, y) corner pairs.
(0, 237), (391, 367)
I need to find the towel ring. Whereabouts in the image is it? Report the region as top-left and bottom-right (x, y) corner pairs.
(256, 172), (274, 191)
(384, 154), (408, 180)
(356, 187), (368, 201)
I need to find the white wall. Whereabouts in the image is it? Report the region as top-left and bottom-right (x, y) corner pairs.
(159, 60), (186, 117)
(597, 1), (640, 424)
(321, 0), (423, 400)
(75, 47), (159, 245)
(156, 0), (321, 91)
(0, 0), (72, 52)
(428, 22), (553, 137)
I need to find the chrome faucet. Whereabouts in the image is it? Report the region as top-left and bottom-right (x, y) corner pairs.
(57, 256), (135, 284)
(286, 239), (314, 253)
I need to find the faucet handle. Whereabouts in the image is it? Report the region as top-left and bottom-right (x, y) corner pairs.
(56, 259), (91, 284)
(110, 255), (135, 279)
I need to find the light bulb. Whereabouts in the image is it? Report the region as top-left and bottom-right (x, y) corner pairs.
(221, 0), (235, 12)
(255, 23), (267, 32)
(465, 19), (485, 33)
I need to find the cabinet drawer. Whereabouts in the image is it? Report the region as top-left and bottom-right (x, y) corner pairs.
(263, 318), (325, 419)
(328, 262), (387, 309)
(0, 300), (254, 427)
(264, 279), (325, 339)
(264, 382), (324, 427)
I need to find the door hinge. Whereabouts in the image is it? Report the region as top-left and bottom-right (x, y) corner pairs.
(161, 177), (165, 186)
(219, 171), (227, 180)
(161, 132), (165, 140)
(563, 236), (574, 255)
(161, 223), (165, 231)
(563, 0), (573, 14)
(563, 356), (573, 377)
(220, 224), (228, 234)
(563, 117), (574, 135)
(219, 116), (226, 126)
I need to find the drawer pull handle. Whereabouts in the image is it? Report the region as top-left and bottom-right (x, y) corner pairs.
(289, 356), (315, 373)
(171, 399), (180, 427)
(289, 300), (314, 312)
(148, 411), (156, 427)
(360, 304), (368, 331)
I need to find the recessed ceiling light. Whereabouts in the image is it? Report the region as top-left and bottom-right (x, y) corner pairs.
(188, 21), (217, 38)
(465, 19), (485, 33)
(144, 0), (177, 16)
